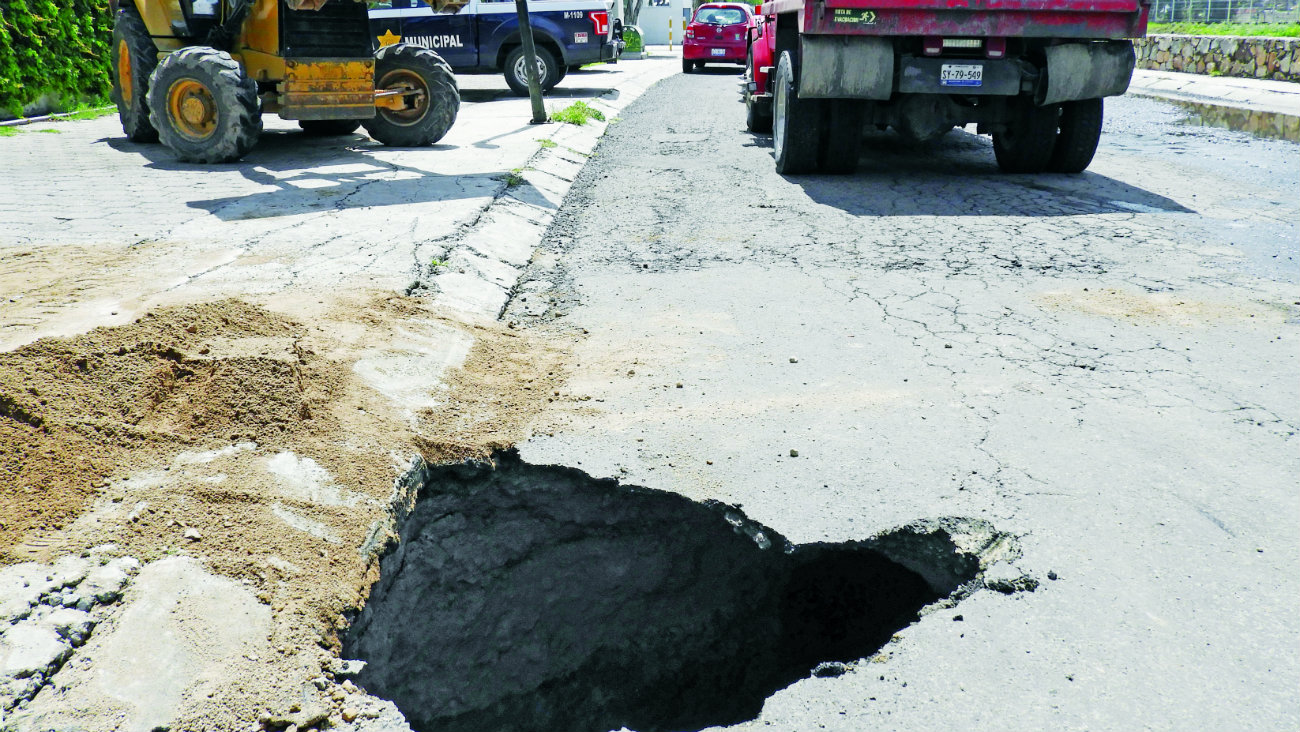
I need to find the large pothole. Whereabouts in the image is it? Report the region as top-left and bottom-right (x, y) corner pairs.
(345, 451), (1016, 732)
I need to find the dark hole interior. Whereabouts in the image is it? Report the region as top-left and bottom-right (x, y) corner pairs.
(344, 451), (981, 732)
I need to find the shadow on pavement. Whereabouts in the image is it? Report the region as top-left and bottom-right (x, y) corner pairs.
(754, 128), (1194, 217)
(106, 131), (516, 221)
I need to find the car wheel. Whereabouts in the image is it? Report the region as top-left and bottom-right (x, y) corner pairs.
(504, 46), (559, 97)
(772, 50), (822, 174)
(682, 58), (693, 74)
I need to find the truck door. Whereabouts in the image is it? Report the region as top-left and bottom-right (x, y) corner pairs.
(370, 0), (478, 68)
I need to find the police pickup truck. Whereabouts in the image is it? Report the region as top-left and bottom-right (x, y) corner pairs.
(369, 0), (622, 96)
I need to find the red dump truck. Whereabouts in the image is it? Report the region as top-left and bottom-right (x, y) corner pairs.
(742, 0), (1148, 173)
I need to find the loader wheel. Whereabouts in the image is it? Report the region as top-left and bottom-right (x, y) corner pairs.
(772, 50), (822, 175)
(1049, 98), (1104, 173)
(365, 43), (460, 147)
(299, 119), (363, 136)
(992, 99), (1057, 174)
(744, 49), (772, 134)
(818, 99), (864, 174)
(148, 47), (262, 163)
(110, 5), (159, 143)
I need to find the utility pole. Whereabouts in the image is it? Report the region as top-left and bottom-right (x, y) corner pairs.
(514, 0), (548, 124)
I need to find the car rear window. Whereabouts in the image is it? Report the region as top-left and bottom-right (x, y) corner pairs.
(694, 7), (747, 24)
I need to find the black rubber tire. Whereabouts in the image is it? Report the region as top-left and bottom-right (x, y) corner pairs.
(110, 5), (159, 143)
(772, 50), (822, 175)
(147, 47), (262, 163)
(299, 119), (363, 136)
(744, 49), (772, 133)
(364, 43), (460, 147)
(992, 100), (1058, 174)
(1049, 98), (1104, 173)
(503, 45), (559, 97)
(818, 99), (864, 174)
(682, 58), (693, 74)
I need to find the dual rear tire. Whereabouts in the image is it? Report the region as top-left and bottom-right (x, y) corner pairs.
(993, 98), (1104, 174)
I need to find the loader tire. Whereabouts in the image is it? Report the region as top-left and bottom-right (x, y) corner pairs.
(299, 119), (363, 136)
(110, 5), (159, 143)
(148, 47), (262, 163)
(1049, 98), (1104, 174)
(364, 43), (459, 147)
(772, 51), (822, 175)
(992, 99), (1057, 174)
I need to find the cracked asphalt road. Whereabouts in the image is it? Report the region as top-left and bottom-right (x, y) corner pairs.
(515, 68), (1300, 730)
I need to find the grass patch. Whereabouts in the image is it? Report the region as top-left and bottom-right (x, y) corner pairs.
(38, 128), (64, 134)
(551, 101), (606, 126)
(0, 126), (19, 137)
(1147, 22), (1300, 37)
(537, 138), (558, 148)
(500, 167), (527, 187)
(58, 105), (116, 121)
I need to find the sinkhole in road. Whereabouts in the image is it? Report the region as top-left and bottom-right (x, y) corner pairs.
(345, 451), (1011, 732)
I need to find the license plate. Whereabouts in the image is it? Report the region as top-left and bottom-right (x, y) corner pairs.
(940, 64), (982, 87)
(711, 48), (726, 56)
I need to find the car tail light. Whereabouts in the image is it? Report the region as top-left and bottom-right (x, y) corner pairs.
(686, 27), (694, 39)
(588, 11), (609, 36)
(922, 36), (942, 56)
(985, 37), (1006, 58)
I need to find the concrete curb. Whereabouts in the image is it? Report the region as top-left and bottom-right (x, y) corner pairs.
(426, 64), (675, 321)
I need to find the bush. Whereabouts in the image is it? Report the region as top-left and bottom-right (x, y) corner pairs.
(0, 0), (113, 117)
(623, 25), (643, 53)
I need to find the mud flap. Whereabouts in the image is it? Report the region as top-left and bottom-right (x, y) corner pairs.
(1038, 40), (1134, 106)
(798, 35), (893, 100)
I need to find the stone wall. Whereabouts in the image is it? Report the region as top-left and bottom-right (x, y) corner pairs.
(1136, 34), (1300, 82)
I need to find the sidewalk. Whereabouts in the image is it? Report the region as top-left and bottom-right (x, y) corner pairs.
(1128, 68), (1300, 118)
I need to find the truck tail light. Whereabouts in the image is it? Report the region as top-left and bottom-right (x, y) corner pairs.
(985, 37), (1006, 58)
(922, 37), (942, 56)
(589, 11), (610, 36)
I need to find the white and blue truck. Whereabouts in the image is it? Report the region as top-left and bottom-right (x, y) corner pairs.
(369, 0), (623, 96)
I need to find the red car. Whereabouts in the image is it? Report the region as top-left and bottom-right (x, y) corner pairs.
(682, 3), (755, 73)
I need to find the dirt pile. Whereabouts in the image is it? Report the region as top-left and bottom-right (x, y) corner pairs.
(0, 294), (573, 730)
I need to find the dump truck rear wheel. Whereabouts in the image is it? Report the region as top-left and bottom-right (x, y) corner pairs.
(772, 51), (822, 175)
(992, 100), (1057, 174)
(111, 5), (159, 143)
(744, 50), (772, 134)
(818, 99), (863, 174)
(148, 47), (262, 163)
(1049, 98), (1103, 173)
(365, 43), (460, 146)
(299, 120), (363, 136)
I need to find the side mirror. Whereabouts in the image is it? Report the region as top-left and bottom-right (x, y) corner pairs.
(613, 18), (624, 39)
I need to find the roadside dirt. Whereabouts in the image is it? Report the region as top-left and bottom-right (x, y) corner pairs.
(0, 293), (569, 729)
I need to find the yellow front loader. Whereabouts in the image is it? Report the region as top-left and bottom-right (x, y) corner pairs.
(108, 0), (465, 162)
